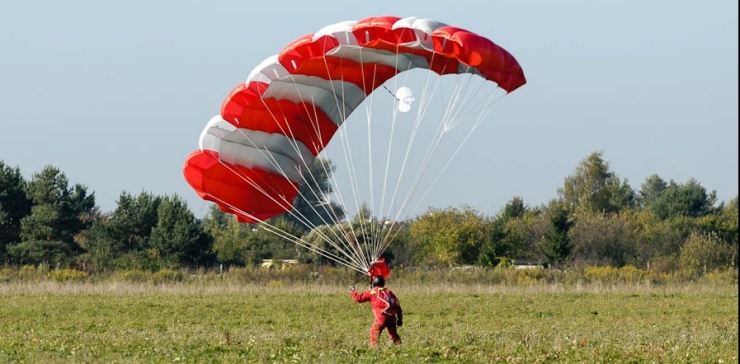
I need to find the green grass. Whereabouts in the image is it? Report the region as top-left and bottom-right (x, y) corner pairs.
(0, 282), (737, 363)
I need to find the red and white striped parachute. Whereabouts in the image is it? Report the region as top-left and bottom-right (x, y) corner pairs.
(184, 15), (524, 222)
(183, 15), (525, 274)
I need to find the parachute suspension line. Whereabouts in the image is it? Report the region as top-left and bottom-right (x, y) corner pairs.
(225, 118), (330, 234)
(370, 47), (419, 259)
(373, 47), (450, 259)
(386, 56), (450, 214)
(381, 84), (507, 254)
(374, 50), (457, 253)
(199, 165), (363, 271)
(382, 74), (480, 253)
(351, 50), (381, 265)
(307, 55), (373, 270)
(233, 80), (369, 271)
(381, 58), (439, 218)
(255, 221), (366, 274)
(330, 45), (377, 267)
(295, 109), (371, 270)
(317, 53), (375, 270)
(408, 85), (507, 213)
(275, 74), (348, 233)
(378, 61), (483, 251)
(373, 43), (413, 259)
(441, 71), (488, 131)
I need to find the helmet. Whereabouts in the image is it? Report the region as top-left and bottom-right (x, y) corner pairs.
(371, 275), (385, 287)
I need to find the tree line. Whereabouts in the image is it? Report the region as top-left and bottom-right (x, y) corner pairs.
(0, 151), (737, 274)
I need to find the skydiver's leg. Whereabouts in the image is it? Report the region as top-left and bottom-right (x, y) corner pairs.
(369, 321), (382, 348)
(385, 316), (402, 344)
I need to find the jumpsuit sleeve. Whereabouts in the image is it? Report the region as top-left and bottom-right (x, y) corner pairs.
(351, 289), (371, 303)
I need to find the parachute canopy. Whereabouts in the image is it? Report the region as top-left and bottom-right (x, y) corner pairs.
(183, 15), (526, 225)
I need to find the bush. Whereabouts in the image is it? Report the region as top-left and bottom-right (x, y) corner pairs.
(112, 269), (151, 283)
(47, 268), (87, 282)
(0, 268), (14, 282)
(151, 269), (183, 284)
(585, 265), (653, 284)
(679, 232), (737, 274)
(18, 264), (45, 282)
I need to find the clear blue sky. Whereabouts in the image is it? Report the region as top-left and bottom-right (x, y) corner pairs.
(1, 0), (737, 218)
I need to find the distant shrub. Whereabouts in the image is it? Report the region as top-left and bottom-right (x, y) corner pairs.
(47, 268), (87, 282)
(679, 232), (737, 274)
(18, 265), (40, 281)
(112, 269), (151, 283)
(617, 265), (651, 283)
(584, 265), (653, 284)
(0, 268), (14, 282)
(506, 267), (557, 285)
(701, 268), (738, 285)
(151, 269), (183, 284)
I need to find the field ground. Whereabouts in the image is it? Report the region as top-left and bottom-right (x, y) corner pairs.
(0, 282), (737, 363)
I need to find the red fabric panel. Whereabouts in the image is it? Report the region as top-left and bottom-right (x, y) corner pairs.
(183, 150), (299, 223)
(220, 82), (340, 156)
(432, 26), (526, 91)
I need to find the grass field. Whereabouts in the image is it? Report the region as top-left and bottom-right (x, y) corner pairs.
(0, 281), (737, 363)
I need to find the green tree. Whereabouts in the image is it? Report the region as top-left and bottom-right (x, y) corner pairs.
(149, 195), (214, 267)
(501, 196), (527, 220)
(254, 217), (303, 262)
(76, 214), (116, 272)
(80, 191), (164, 270)
(558, 152), (635, 215)
(628, 211), (697, 271)
(297, 224), (345, 267)
(569, 213), (636, 267)
(649, 178), (717, 220)
(540, 202), (573, 268)
(503, 210), (548, 262)
(204, 205), (254, 265)
(638, 174), (668, 208)
(8, 166), (95, 265)
(409, 206), (487, 266)
(478, 197), (530, 267)
(0, 161), (32, 260)
(478, 218), (506, 267)
(106, 191), (162, 253)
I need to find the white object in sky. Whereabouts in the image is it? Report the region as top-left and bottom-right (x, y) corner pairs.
(395, 86), (415, 112)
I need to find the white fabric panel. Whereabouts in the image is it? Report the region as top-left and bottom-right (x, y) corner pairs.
(313, 20), (358, 46)
(219, 140), (304, 182)
(218, 129), (315, 182)
(263, 75), (365, 126)
(326, 44), (429, 71)
(392, 17), (448, 51)
(247, 55), (289, 84)
(199, 115), (236, 152)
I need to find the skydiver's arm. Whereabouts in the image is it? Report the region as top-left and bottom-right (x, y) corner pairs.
(351, 290), (371, 303)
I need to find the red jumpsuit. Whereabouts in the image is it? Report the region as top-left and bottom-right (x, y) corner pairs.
(351, 287), (403, 347)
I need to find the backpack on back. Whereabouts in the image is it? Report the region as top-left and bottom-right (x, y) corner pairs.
(378, 289), (400, 315)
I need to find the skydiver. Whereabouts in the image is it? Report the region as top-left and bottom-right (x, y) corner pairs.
(349, 275), (403, 348)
